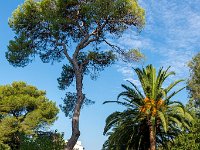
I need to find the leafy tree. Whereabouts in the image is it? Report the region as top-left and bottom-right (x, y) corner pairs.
(0, 142), (10, 150)
(159, 120), (200, 150)
(6, 0), (145, 149)
(158, 105), (200, 150)
(187, 52), (200, 107)
(0, 81), (59, 149)
(20, 131), (65, 150)
(103, 65), (193, 150)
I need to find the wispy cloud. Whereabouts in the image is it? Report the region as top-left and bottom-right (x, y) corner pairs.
(115, 60), (142, 86)
(116, 0), (199, 83)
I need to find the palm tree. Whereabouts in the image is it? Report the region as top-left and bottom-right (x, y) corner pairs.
(103, 65), (193, 150)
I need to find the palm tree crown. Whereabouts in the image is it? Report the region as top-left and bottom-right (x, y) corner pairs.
(103, 65), (193, 150)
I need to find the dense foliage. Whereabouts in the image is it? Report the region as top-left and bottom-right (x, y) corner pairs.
(0, 82), (59, 149)
(103, 65), (193, 150)
(165, 120), (200, 150)
(7, 0), (145, 68)
(158, 106), (200, 150)
(187, 52), (200, 107)
(20, 131), (65, 150)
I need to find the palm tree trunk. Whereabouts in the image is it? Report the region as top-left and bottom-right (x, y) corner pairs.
(149, 121), (156, 150)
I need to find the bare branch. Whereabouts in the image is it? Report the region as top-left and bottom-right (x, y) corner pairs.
(73, 34), (90, 59)
(103, 39), (125, 55)
(53, 39), (73, 64)
(62, 43), (73, 64)
(82, 37), (99, 48)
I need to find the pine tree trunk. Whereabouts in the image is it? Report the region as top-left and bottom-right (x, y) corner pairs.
(149, 122), (156, 150)
(65, 68), (83, 150)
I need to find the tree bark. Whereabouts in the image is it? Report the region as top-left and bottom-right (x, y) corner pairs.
(65, 64), (83, 150)
(63, 27), (100, 149)
(149, 122), (156, 150)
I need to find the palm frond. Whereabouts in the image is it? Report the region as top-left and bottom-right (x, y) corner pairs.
(168, 116), (183, 128)
(123, 98), (141, 108)
(104, 111), (122, 134)
(184, 112), (194, 122)
(165, 87), (185, 104)
(164, 79), (184, 93)
(157, 110), (168, 132)
(127, 80), (144, 99)
(119, 84), (142, 99)
(103, 100), (135, 108)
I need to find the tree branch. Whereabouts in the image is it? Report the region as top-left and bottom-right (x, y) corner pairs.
(103, 39), (125, 55)
(82, 37), (99, 48)
(62, 43), (73, 64)
(53, 39), (73, 64)
(73, 34), (90, 59)
(73, 19), (109, 59)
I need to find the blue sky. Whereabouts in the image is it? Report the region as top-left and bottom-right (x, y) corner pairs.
(0, 0), (199, 150)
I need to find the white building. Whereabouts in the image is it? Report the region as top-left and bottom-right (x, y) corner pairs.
(73, 141), (84, 150)
(65, 141), (84, 150)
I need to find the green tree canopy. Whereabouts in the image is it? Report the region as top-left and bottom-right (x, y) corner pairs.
(0, 81), (59, 149)
(158, 103), (200, 150)
(159, 119), (200, 150)
(187, 52), (200, 107)
(6, 0), (145, 149)
(20, 130), (65, 150)
(7, 0), (145, 67)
